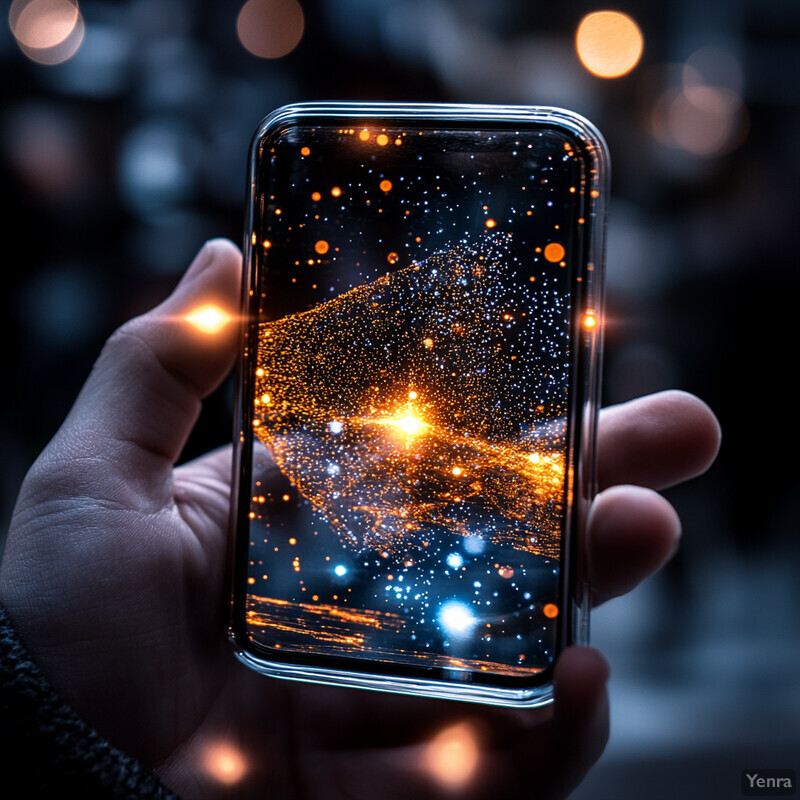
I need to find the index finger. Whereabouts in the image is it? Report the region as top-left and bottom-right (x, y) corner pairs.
(597, 390), (721, 491)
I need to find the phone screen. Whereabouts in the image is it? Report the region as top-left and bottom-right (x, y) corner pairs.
(235, 112), (598, 693)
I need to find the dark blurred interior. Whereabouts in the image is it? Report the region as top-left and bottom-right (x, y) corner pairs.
(2, 1), (799, 797)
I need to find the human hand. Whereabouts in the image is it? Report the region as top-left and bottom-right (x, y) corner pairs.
(0, 240), (721, 799)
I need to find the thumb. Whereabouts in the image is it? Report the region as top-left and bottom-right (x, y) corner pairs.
(46, 239), (242, 494)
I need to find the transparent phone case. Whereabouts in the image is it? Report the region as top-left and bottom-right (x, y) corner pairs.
(228, 102), (609, 707)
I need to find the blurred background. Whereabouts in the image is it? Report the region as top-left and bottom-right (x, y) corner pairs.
(1, 1), (798, 797)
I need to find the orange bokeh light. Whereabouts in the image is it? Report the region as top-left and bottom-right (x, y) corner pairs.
(185, 304), (231, 334)
(576, 11), (643, 78)
(544, 242), (565, 263)
(424, 722), (480, 790)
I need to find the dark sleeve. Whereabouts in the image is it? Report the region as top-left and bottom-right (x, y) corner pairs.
(0, 604), (179, 799)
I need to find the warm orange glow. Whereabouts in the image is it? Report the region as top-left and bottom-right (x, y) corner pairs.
(10, 0), (84, 64)
(331, 186), (342, 197)
(359, 129), (370, 141)
(201, 741), (248, 785)
(498, 566), (514, 579)
(424, 722), (480, 790)
(452, 466), (463, 476)
(300, 146), (310, 156)
(311, 191), (321, 201)
(10, 0), (78, 47)
(314, 240), (329, 255)
(408, 390), (418, 400)
(387, 411), (428, 437)
(236, 0), (305, 59)
(380, 179), (393, 193)
(185, 304), (231, 334)
(584, 313), (596, 329)
(376, 133), (389, 146)
(576, 11), (643, 78)
(387, 252), (399, 264)
(485, 218), (497, 229)
(544, 242), (565, 263)
(543, 603), (559, 618)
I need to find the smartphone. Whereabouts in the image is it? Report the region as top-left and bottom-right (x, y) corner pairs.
(228, 102), (608, 707)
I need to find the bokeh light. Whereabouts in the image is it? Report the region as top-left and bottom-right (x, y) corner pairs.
(9, 0), (84, 65)
(424, 721), (480, 790)
(576, 11), (643, 78)
(236, 0), (305, 59)
(185, 304), (232, 334)
(200, 741), (248, 785)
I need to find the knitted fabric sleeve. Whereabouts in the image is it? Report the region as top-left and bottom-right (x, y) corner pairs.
(0, 603), (179, 799)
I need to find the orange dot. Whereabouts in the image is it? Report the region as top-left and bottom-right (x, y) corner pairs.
(544, 243), (565, 263)
(311, 191), (321, 201)
(331, 186), (342, 197)
(485, 218), (497, 229)
(543, 603), (559, 618)
(387, 252), (399, 265)
(376, 133), (389, 146)
(380, 179), (392, 192)
(359, 129), (370, 141)
(314, 240), (329, 255)
(584, 314), (596, 329)
(300, 146), (310, 156)
(576, 11), (643, 79)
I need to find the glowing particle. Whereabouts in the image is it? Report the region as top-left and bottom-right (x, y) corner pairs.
(446, 553), (464, 569)
(262, 239), (272, 250)
(300, 146), (310, 156)
(185, 304), (231, 334)
(576, 11), (643, 79)
(543, 603), (559, 618)
(497, 566), (514, 579)
(315, 240), (330, 255)
(334, 564), (347, 576)
(408, 390), (418, 400)
(331, 186), (342, 197)
(376, 133), (389, 146)
(528, 452), (541, 463)
(388, 412), (428, 436)
(438, 600), (476, 636)
(584, 313), (596, 329)
(451, 466), (463, 476)
(387, 252), (399, 264)
(359, 129), (370, 141)
(485, 218), (497, 229)
(328, 420), (343, 434)
(380, 179), (393, 192)
(247, 577), (256, 585)
(544, 242), (566, 263)
(423, 337), (434, 348)
(311, 191), (321, 201)
(282, 494), (291, 502)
